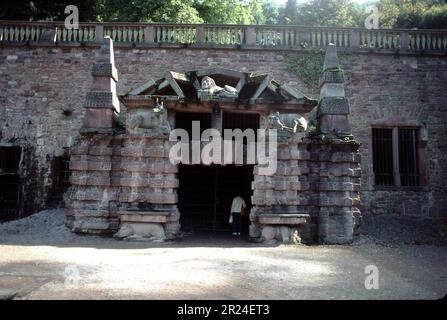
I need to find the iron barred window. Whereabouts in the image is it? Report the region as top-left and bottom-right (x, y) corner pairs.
(398, 129), (419, 186)
(372, 128), (394, 186)
(372, 127), (421, 187)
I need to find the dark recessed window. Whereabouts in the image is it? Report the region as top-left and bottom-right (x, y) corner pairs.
(372, 127), (422, 187)
(399, 128), (419, 187)
(372, 128), (394, 186)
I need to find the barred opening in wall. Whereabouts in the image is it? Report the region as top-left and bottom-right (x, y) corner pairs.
(399, 128), (419, 186)
(372, 128), (394, 186)
(0, 146), (22, 221)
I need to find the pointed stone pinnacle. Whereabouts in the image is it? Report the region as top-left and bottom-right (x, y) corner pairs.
(97, 36), (115, 66)
(323, 43), (339, 71)
(92, 36), (118, 81)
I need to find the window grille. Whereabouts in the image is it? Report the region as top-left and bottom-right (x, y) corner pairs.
(372, 128), (394, 186)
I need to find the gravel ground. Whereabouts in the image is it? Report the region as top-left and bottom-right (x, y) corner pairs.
(0, 209), (446, 300)
(0, 209), (76, 245)
(355, 214), (447, 247)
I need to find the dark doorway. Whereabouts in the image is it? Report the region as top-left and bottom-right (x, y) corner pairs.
(222, 112), (260, 135)
(0, 146), (22, 221)
(178, 164), (253, 235)
(48, 156), (71, 205)
(175, 112), (211, 138)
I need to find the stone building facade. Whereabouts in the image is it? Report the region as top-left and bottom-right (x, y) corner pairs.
(64, 37), (360, 243)
(0, 23), (446, 241)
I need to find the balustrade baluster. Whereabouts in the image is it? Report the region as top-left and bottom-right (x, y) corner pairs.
(0, 21), (445, 52)
(427, 34), (432, 50)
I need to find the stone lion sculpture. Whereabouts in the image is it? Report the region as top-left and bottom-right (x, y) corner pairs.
(267, 112), (308, 133)
(198, 76), (238, 98)
(127, 104), (170, 133)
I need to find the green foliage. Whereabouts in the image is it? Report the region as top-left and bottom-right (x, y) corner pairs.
(194, 0), (264, 24)
(307, 124), (321, 137)
(282, 51), (325, 89)
(422, 5), (447, 29)
(377, 0), (447, 29)
(279, 0), (298, 25)
(2, 0), (446, 29)
(297, 0), (355, 27)
(377, 0), (400, 28)
(0, 0), (100, 21)
(260, 1), (280, 25)
(394, 0), (427, 28)
(97, 0), (203, 23)
(349, 3), (367, 28)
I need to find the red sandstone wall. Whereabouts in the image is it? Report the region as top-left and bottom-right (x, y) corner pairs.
(0, 46), (446, 218)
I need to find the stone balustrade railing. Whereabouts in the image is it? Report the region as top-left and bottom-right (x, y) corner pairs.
(1, 20), (446, 53)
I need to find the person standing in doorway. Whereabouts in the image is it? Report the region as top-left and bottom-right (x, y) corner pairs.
(230, 192), (247, 236)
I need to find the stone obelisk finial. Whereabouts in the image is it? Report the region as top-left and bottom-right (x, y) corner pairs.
(317, 43), (351, 137)
(81, 36), (119, 133)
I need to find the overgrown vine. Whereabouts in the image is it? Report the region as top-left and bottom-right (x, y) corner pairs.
(281, 50), (325, 90)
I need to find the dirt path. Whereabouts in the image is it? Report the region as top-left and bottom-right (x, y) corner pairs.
(0, 209), (446, 299)
(1, 236), (446, 299)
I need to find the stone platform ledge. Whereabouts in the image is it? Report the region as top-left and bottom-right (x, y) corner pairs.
(79, 128), (115, 135)
(119, 211), (171, 223)
(258, 213), (310, 225)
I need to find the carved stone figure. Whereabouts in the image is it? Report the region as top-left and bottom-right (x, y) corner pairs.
(198, 76), (238, 98)
(127, 104), (170, 135)
(267, 112), (308, 133)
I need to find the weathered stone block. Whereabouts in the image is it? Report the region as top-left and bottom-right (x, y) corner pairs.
(88, 146), (113, 156)
(114, 222), (166, 240)
(318, 209), (354, 244)
(120, 211), (170, 223)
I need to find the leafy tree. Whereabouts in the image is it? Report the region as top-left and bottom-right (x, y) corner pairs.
(394, 0), (427, 28)
(377, 0), (447, 29)
(377, 0), (400, 28)
(296, 0), (355, 27)
(193, 0), (264, 24)
(348, 2), (367, 28)
(97, 0), (203, 23)
(422, 4), (447, 29)
(260, 1), (280, 25)
(1, 0), (445, 29)
(0, 0), (99, 21)
(279, 0), (298, 25)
